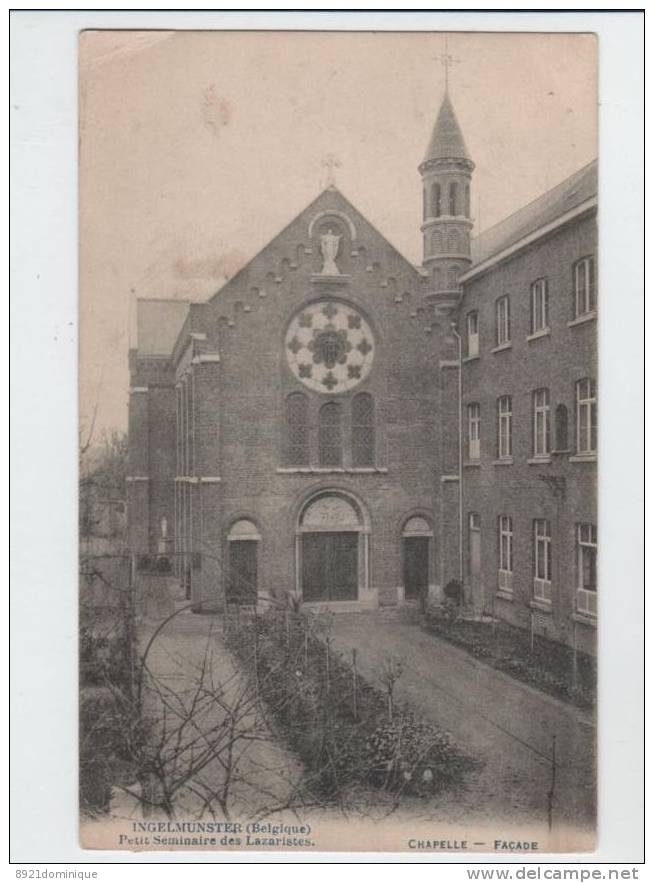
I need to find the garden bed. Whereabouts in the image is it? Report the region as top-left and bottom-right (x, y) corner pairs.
(223, 606), (475, 803)
(423, 610), (596, 710)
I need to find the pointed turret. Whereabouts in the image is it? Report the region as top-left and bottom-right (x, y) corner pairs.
(419, 91), (474, 312)
(423, 92), (471, 165)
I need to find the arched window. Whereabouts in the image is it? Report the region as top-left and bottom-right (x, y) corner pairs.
(431, 183), (441, 218)
(432, 266), (443, 290)
(464, 184), (471, 218)
(352, 393), (375, 466)
(319, 402), (343, 466)
(449, 182), (458, 216)
(286, 392), (309, 465)
(447, 265), (459, 290)
(554, 404), (569, 452)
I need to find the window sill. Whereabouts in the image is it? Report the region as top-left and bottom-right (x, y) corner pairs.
(572, 611), (597, 628)
(277, 466), (389, 475)
(493, 457), (514, 466)
(568, 311), (597, 328)
(569, 453), (597, 463)
(529, 599), (552, 613)
(491, 342), (512, 354)
(527, 456), (552, 465)
(496, 589), (514, 602)
(526, 328), (551, 342)
(462, 354), (480, 364)
(463, 460), (481, 468)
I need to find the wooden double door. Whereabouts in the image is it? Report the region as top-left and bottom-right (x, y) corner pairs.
(301, 532), (358, 602)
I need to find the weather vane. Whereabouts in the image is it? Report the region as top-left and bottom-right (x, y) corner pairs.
(321, 153), (341, 188)
(433, 36), (461, 92)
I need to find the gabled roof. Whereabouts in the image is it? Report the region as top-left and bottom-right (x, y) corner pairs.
(423, 92), (471, 164)
(208, 184), (421, 303)
(469, 159), (598, 269)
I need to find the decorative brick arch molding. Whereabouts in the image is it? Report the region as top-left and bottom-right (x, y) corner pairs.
(294, 488), (376, 610)
(307, 210), (359, 254)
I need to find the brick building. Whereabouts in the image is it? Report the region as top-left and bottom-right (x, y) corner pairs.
(127, 90), (597, 654)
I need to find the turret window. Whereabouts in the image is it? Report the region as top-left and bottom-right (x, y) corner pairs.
(449, 182), (458, 216)
(464, 184), (471, 218)
(447, 265), (459, 290)
(431, 183), (441, 218)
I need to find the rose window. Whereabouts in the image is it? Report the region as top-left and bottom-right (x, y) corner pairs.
(285, 301), (374, 393)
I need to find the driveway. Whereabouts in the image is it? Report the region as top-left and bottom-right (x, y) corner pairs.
(329, 611), (596, 833)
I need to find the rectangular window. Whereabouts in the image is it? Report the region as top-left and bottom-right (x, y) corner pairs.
(467, 403), (480, 460)
(498, 515), (514, 594)
(495, 296), (511, 346)
(466, 311), (479, 358)
(532, 388), (551, 457)
(576, 523), (597, 617)
(533, 518), (552, 604)
(574, 256), (596, 318)
(530, 278), (549, 333)
(576, 378), (597, 454)
(497, 395), (512, 459)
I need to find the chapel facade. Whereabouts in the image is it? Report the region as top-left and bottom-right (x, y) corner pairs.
(127, 89), (597, 656)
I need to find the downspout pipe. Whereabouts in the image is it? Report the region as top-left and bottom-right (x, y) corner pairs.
(449, 323), (464, 601)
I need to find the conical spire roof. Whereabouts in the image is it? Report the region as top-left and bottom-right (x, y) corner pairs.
(423, 92), (470, 163)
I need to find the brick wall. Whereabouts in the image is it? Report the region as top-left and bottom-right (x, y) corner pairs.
(456, 212), (598, 654)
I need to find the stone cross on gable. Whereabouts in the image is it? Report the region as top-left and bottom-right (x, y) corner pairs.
(321, 153), (341, 188)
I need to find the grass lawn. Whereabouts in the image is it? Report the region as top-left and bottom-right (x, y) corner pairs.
(422, 612), (596, 710)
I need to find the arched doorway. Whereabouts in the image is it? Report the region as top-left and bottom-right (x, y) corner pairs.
(297, 492), (368, 602)
(402, 516), (433, 602)
(227, 519), (260, 604)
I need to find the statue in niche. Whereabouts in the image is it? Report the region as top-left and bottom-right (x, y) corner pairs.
(320, 228), (341, 275)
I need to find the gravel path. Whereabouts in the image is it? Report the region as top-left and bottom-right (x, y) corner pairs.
(328, 611), (596, 833)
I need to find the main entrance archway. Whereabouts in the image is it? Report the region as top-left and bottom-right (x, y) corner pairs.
(297, 492), (368, 603)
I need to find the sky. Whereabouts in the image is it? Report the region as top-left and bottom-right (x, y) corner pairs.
(79, 30), (597, 437)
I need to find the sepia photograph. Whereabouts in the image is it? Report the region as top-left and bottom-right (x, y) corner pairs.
(76, 27), (602, 854)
